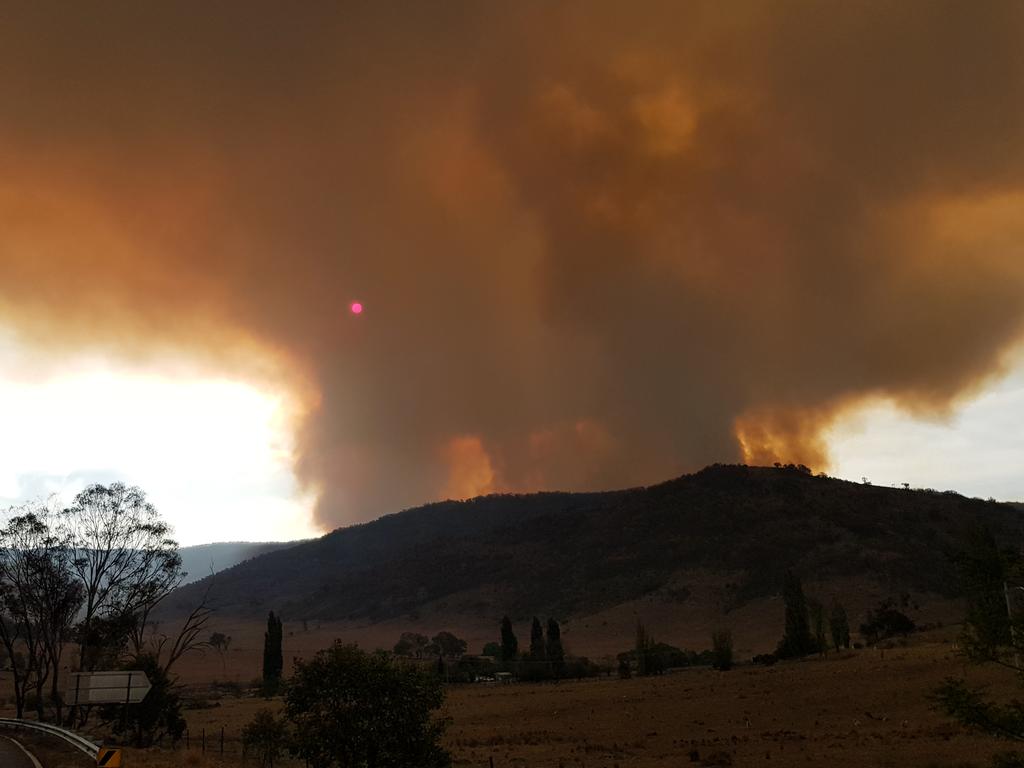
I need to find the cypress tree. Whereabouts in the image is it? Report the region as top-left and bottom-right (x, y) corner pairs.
(776, 571), (815, 659)
(809, 600), (828, 655)
(635, 620), (649, 676)
(529, 617), (545, 661)
(499, 616), (518, 663)
(546, 618), (565, 677)
(263, 611), (284, 687)
(830, 602), (850, 650)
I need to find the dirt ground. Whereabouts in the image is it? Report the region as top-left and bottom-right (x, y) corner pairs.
(105, 638), (1021, 768)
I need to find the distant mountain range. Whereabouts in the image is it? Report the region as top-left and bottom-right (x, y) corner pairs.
(164, 466), (1023, 636)
(177, 541), (300, 585)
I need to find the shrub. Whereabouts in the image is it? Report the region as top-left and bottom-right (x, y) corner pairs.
(242, 709), (287, 767)
(286, 642), (451, 767)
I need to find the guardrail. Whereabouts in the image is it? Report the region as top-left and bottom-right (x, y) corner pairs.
(0, 717), (100, 759)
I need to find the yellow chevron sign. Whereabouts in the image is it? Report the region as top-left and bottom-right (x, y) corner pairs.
(96, 747), (122, 767)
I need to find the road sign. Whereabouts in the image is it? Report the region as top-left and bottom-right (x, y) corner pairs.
(96, 747), (122, 767)
(66, 671), (152, 706)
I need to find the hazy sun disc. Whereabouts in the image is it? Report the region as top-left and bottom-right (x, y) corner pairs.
(350, 301), (363, 315)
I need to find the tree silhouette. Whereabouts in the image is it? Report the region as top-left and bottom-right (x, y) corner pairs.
(500, 616), (518, 663)
(286, 643), (450, 767)
(711, 630), (733, 671)
(936, 527), (1024, 743)
(546, 618), (565, 677)
(529, 617), (545, 661)
(776, 571), (815, 659)
(830, 602), (850, 650)
(262, 612), (283, 691)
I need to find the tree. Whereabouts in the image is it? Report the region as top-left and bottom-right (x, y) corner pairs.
(94, 581), (213, 745)
(955, 524), (1015, 660)
(430, 631), (467, 659)
(711, 630), (733, 671)
(860, 599), (915, 645)
(546, 618), (565, 677)
(830, 602), (850, 650)
(263, 612), (284, 692)
(776, 571), (815, 659)
(285, 642), (450, 767)
(60, 483), (183, 672)
(243, 708), (288, 767)
(809, 600), (828, 655)
(393, 632), (429, 658)
(0, 504), (84, 720)
(210, 631), (232, 675)
(100, 653), (185, 748)
(482, 641), (502, 658)
(635, 621), (649, 676)
(499, 616), (518, 663)
(617, 656), (632, 679)
(144, 581), (214, 678)
(529, 617), (545, 661)
(935, 528), (1024, 745)
(634, 621), (663, 676)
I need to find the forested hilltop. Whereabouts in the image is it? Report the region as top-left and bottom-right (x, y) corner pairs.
(165, 465), (1023, 623)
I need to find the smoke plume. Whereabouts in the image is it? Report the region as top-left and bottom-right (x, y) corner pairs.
(1, 1), (1023, 528)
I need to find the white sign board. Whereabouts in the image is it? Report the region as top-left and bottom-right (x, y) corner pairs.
(65, 671), (152, 705)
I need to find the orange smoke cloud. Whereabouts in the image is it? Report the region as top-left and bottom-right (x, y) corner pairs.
(1, 2), (1023, 528)
(734, 408), (831, 471)
(442, 436), (497, 501)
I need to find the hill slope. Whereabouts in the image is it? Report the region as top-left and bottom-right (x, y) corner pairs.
(165, 465), (1023, 629)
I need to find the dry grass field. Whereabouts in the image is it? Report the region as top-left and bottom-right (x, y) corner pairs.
(104, 637), (1020, 768)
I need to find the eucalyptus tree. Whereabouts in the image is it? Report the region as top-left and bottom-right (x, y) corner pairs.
(59, 483), (184, 670)
(0, 502), (83, 719)
(1, 485), (206, 732)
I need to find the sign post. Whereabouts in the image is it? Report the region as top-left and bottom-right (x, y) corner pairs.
(65, 671), (152, 706)
(66, 671), (152, 767)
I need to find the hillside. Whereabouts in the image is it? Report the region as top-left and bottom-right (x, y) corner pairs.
(164, 465), (1023, 632)
(177, 541), (299, 584)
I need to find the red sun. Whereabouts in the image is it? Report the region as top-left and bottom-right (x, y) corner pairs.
(350, 301), (363, 315)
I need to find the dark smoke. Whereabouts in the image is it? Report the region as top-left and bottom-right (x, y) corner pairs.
(0, 1), (1022, 528)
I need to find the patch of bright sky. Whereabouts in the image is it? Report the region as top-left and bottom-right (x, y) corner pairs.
(828, 357), (1024, 502)
(0, 331), (320, 545)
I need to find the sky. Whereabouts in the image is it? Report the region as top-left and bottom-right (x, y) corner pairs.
(0, 2), (1022, 543)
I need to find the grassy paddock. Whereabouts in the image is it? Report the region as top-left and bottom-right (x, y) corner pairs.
(95, 640), (1019, 768)
(0, 639), (1015, 767)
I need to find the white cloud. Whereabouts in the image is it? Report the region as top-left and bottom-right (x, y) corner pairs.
(0, 335), (320, 545)
(828, 362), (1024, 501)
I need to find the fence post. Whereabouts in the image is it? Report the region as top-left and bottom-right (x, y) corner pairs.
(490, 758), (495, 768)
(186, 729), (190, 749)
(221, 725), (225, 755)
(202, 727), (206, 753)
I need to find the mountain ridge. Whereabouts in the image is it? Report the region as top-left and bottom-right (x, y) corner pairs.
(177, 541), (301, 584)
(164, 465), (1023, 629)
